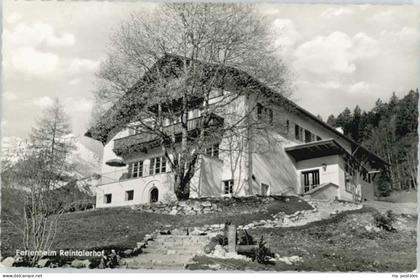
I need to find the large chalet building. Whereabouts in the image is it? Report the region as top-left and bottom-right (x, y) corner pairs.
(85, 54), (387, 208)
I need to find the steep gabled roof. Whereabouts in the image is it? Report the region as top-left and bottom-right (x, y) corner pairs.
(85, 53), (387, 168)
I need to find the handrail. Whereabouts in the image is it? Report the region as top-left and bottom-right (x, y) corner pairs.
(98, 167), (173, 186)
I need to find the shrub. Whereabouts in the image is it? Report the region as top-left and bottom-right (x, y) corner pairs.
(374, 210), (396, 231)
(376, 172), (392, 197)
(253, 236), (274, 265)
(238, 230), (256, 245)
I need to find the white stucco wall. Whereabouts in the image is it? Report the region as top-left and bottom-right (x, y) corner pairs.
(96, 173), (175, 208)
(296, 155), (342, 194)
(251, 131), (299, 196)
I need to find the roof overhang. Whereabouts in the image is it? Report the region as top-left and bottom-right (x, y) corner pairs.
(285, 139), (346, 161)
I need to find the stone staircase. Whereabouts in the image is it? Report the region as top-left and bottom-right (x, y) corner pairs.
(121, 233), (212, 270)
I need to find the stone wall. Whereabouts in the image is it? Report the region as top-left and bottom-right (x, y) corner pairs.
(131, 199), (222, 215)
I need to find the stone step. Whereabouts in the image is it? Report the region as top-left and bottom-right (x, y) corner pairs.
(153, 238), (211, 243)
(122, 254), (193, 265)
(145, 246), (206, 253)
(155, 235), (212, 239)
(150, 241), (209, 247)
(141, 248), (205, 256)
(124, 261), (187, 270)
(154, 236), (211, 241)
(123, 234), (212, 269)
(147, 240), (208, 247)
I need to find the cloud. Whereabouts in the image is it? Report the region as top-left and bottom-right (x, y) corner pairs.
(380, 27), (420, 47)
(293, 31), (379, 76)
(352, 33), (379, 58)
(68, 78), (81, 86)
(11, 47), (59, 76)
(6, 12), (22, 24)
(297, 80), (343, 91)
(4, 22), (75, 48)
(272, 19), (301, 53)
(68, 58), (100, 73)
(3, 91), (17, 101)
(293, 32), (355, 75)
(63, 97), (94, 112)
(320, 81), (342, 90)
(371, 10), (393, 25)
(348, 82), (371, 94)
(32, 96), (54, 108)
(321, 7), (354, 18)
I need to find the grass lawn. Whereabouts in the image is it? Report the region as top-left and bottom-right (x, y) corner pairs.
(189, 207), (417, 272)
(1, 196), (311, 257)
(3, 196), (415, 272)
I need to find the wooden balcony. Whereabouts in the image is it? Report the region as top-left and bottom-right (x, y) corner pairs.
(113, 114), (224, 156)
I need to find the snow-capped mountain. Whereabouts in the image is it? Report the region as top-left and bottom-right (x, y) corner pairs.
(1, 136), (28, 163)
(1, 135), (103, 195)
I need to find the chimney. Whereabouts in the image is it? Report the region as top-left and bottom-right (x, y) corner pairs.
(335, 127), (344, 134)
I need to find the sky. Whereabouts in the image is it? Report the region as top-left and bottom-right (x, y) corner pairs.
(2, 1), (419, 143)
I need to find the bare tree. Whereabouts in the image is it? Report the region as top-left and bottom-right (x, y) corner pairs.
(92, 3), (292, 200)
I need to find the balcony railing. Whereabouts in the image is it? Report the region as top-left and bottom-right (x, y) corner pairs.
(113, 114), (223, 156)
(98, 168), (171, 186)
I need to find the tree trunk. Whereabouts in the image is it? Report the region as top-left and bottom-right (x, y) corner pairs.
(174, 174), (190, 200)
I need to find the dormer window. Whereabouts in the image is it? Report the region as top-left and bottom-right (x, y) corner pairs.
(295, 124), (304, 141)
(257, 103), (273, 124)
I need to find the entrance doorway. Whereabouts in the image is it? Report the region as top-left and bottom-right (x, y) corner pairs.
(261, 183), (270, 196)
(150, 188), (159, 203)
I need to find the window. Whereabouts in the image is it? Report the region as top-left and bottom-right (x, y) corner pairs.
(295, 124), (304, 141)
(304, 129), (313, 143)
(223, 179), (234, 194)
(304, 129), (319, 143)
(302, 170), (320, 193)
(125, 190), (134, 201)
(104, 194), (112, 204)
(128, 161), (143, 178)
(257, 103), (273, 124)
(345, 161), (355, 192)
(205, 144), (220, 158)
(155, 157), (161, 174)
(316, 136), (322, 141)
(345, 182), (353, 192)
(150, 156), (167, 175)
(286, 120), (290, 133)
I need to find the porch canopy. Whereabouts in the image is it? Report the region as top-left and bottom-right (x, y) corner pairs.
(285, 139), (346, 161)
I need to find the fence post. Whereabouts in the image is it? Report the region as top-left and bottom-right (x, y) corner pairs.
(227, 224), (237, 253)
